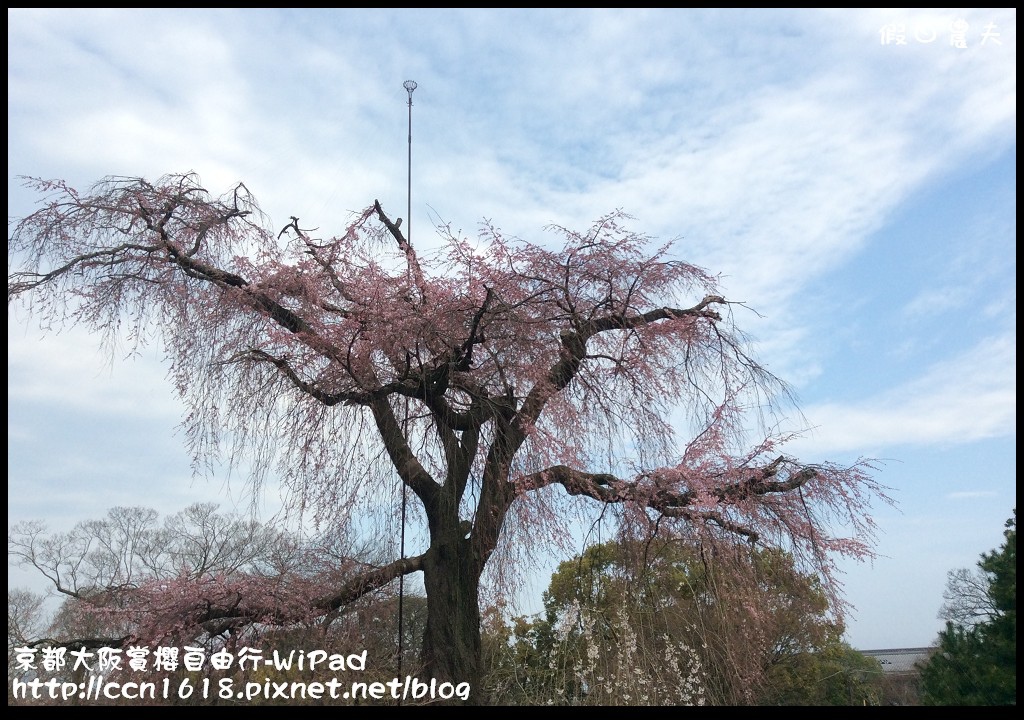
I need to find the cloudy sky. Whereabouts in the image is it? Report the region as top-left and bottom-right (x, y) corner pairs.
(7, 8), (1016, 653)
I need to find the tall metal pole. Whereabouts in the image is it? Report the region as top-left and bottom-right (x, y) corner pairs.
(404, 80), (416, 245)
(397, 79), (416, 688)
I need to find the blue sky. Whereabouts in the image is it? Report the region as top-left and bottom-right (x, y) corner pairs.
(7, 8), (1016, 653)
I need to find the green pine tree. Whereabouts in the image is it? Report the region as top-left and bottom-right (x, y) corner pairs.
(920, 510), (1016, 705)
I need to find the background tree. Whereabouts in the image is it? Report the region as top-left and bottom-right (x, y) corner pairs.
(8, 172), (889, 702)
(9, 503), (307, 647)
(8, 588), (47, 704)
(8, 503), (427, 706)
(762, 638), (882, 706)
(482, 534), (882, 705)
(919, 509), (1016, 706)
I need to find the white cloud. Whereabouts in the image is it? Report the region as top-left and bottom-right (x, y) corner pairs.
(7, 320), (182, 419)
(793, 333), (1016, 454)
(946, 491), (999, 500)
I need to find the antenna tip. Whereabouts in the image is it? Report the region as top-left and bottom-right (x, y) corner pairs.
(403, 80), (418, 94)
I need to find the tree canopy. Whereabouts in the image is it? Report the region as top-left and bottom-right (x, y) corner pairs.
(483, 536), (882, 705)
(919, 509), (1016, 705)
(8, 172), (889, 702)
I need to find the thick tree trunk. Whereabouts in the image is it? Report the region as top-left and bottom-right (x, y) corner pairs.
(420, 528), (484, 704)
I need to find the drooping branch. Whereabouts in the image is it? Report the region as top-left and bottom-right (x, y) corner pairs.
(455, 285), (494, 371)
(218, 348), (370, 407)
(515, 294), (730, 433)
(179, 552), (426, 638)
(374, 199), (427, 305)
(515, 458), (819, 545)
(8, 241), (162, 298)
(586, 295), (726, 333)
(368, 396), (442, 506)
(192, 553), (429, 629)
(164, 251), (304, 333)
(318, 553), (425, 612)
(6, 175), (338, 360)
(660, 509), (761, 544)
(19, 551), (428, 651)
(518, 458), (816, 503)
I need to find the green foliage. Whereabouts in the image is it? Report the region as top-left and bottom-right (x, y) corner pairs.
(483, 536), (882, 705)
(920, 509), (1016, 706)
(761, 639), (882, 706)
